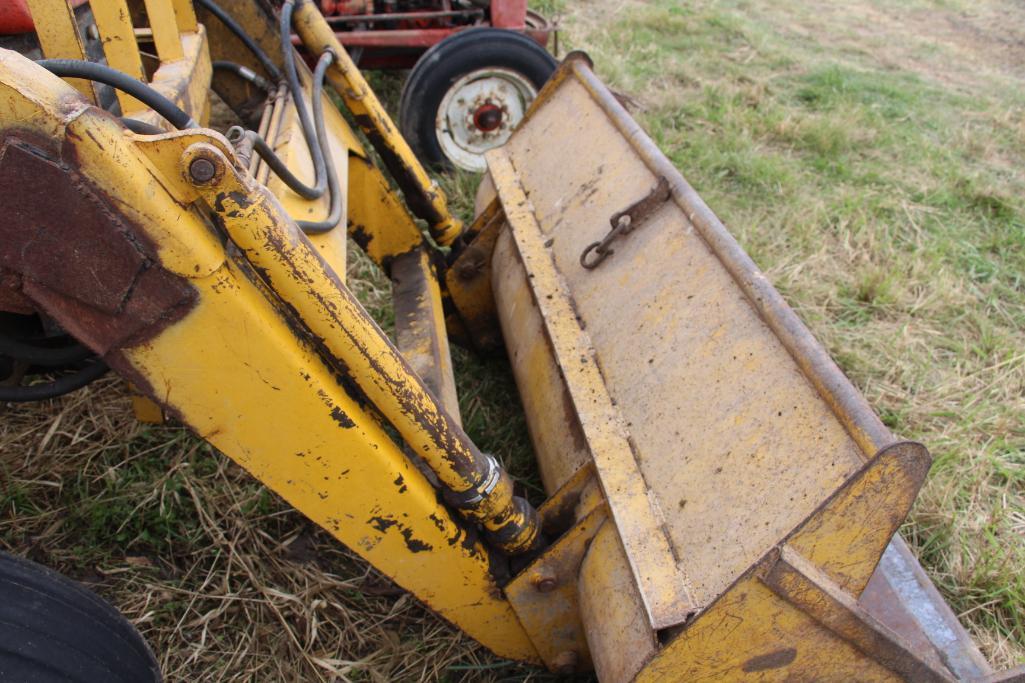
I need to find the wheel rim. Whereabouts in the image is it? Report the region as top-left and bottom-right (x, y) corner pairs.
(435, 67), (538, 172)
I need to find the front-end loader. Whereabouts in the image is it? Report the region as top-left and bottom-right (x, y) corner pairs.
(0, 0), (1018, 680)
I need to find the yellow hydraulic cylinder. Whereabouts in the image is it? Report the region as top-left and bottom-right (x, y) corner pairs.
(178, 140), (538, 555)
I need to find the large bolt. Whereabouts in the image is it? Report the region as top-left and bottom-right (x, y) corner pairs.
(455, 250), (485, 281)
(532, 571), (558, 593)
(188, 157), (217, 184)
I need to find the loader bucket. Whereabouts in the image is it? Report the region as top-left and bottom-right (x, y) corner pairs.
(449, 53), (991, 681)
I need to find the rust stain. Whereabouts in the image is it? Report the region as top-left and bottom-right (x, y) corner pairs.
(742, 648), (797, 672)
(0, 133), (197, 355)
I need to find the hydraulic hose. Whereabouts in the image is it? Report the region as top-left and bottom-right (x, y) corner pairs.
(296, 51), (342, 233)
(0, 359), (109, 403)
(0, 335), (95, 367)
(40, 3), (340, 234)
(280, 0), (327, 201)
(194, 0), (282, 83)
(36, 59), (197, 129)
(226, 52), (341, 230)
(120, 118), (165, 135)
(213, 60), (274, 93)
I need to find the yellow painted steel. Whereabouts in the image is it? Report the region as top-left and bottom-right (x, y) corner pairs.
(174, 137), (539, 555)
(141, 26), (211, 128)
(446, 201), (506, 350)
(24, 0), (96, 101)
(345, 151), (425, 267)
(90, 0), (148, 114)
(6, 3), (994, 678)
(142, 0), (185, 62)
(171, 0), (198, 32)
(290, 0), (464, 246)
(483, 53), (980, 680)
(0, 53), (539, 661)
(488, 145), (696, 629)
(634, 445), (937, 682)
(391, 246), (461, 421)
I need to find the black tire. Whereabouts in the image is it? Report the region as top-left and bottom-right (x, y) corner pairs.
(0, 551), (161, 682)
(399, 28), (557, 172)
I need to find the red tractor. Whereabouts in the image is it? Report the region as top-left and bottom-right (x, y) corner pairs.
(2, 0), (556, 171)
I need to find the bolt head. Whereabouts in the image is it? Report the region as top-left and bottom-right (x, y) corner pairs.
(455, 251), (486, 281)
(188, 157), (217, 184)
(533, 573), (558, 593)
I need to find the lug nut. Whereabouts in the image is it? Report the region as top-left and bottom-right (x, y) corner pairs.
(188, 157), (217, 184)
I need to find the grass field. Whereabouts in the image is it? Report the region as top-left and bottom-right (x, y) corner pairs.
(2, 0), (1024, 680)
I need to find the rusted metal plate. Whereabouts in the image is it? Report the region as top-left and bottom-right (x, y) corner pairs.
(505, 503), (607, 672)
(488, 147), (697, 629)
(0, 135), (197, 353)
(392, 246), (461, 423)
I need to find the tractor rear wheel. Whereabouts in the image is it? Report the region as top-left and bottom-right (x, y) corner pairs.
(398, 28), (557, 172)
(0, 551), (161, 682)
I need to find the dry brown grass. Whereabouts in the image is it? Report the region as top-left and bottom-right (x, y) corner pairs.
(0, 247), (552, 682)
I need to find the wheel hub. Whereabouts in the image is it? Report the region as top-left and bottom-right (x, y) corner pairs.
(435, 67), (539, 172)
(473, 103), (504, 133)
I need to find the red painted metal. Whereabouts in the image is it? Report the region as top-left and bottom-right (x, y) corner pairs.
(319, 0), (370, 16)
(292, 1), (552, 69)
(0, 0), (32, 35)
(0, 0), (87, 35)
(489, 0), (527, 29)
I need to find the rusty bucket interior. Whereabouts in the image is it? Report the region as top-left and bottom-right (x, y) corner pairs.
(449, 53), (992, 682)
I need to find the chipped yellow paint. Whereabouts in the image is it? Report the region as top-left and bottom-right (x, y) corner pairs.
(0, 57), (538, 661)
(90, 0), (148, 114)
(24, 0), (96, 101)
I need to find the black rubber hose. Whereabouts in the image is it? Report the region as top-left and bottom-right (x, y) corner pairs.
(225, 52), (342, 229)
(0, 359), (109, 402)
(213, 60), (274, 93)
(120, 118), (165, 135)
(194, 0), (282, 83)
(0, 334), (95, 367)
(227, 126), (322, 200)
(298, 51), (342, 233)
(280, 0), (327, 200)
(36, 59), (196, 129)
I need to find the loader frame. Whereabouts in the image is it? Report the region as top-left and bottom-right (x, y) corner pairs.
(0, 1), (1014, 680)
